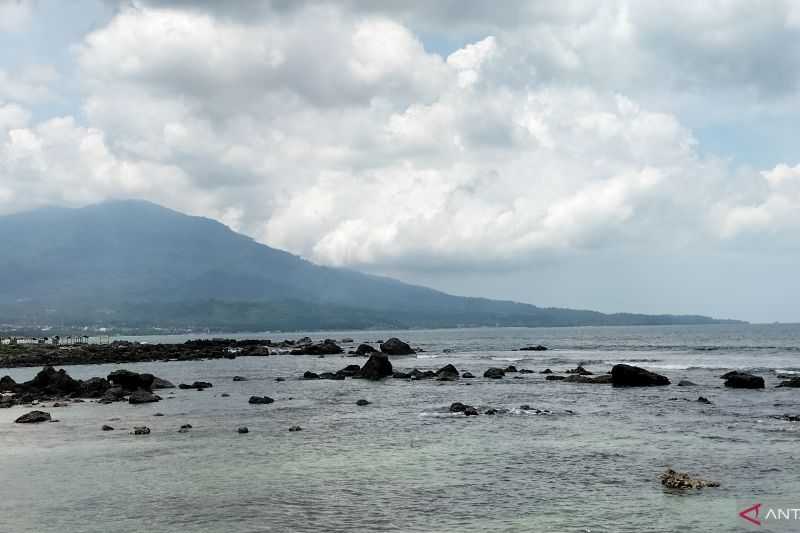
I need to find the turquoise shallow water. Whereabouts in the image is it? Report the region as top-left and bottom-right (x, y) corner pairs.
(1, 324), (799, 532)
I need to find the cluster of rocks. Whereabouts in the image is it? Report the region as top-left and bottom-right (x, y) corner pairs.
(660, 468), (719, 489)
(0, 338), (274, 368)
(304, 353), (393, 381)
(721, 371), (764, 389)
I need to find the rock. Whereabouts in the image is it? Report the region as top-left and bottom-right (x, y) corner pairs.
(248, 396), (275, 404)
(354, 344), (378, 356)
(288, 425), (302, 432)
(101, 424), (114, 431)
(677, 380), (697, 387)
(15, 410), (51, 423)
(483, 368), (506, 379)
(153, 412), (164, 416)
(505, 365), (518, 373)
(80, 377), (110, 398)
(518, 369), (534, 374)
(319, 372), (345, 380)
(520, 345), (548, 351)
(360, 353), (393, 380)
(356, 399), (371, 406)
(178, 381), (213, 390)
(108, 370), (154, 392)
(540, 369), (553, 374)
(129, 389), (162, 404)
(463, 406), (479, 416)
(392, 371), (411, 379)
(151, 377), (175, 389)
(777, 377), (800, 388)
(697, 396), (712, 404)
(131, 426), (151, 435)
(723, 372), (764, 389)
(178, 424), (192, 433)
(409, 369), (435, 380)
(291, 339), (343, 356)
(771, 414), (800, 422)
(24, 366), (82, 396)
(611, 364), (670, 387)
(303, 371), (320, 380)
(0, 375), (16, 392)
(100, 386), (126, 403)
(436, 364), (460, 381)
(546, 375), (566, 381)
(275, 377), (286, 382)
(449, 402), (468, 413)
(336, 364), (361, 378)
(485, 408), (498, 415)
(461, 372), (475, 379)
(232, 376), (248, 382)
(220, 393), (230, 397)
(660, 468), (719, 489)
(564, 374), (613, 384)
(566, 365), (593, 375)
(237, 426), (249, 434)
(379, 338), (415, 356)
(341, 338), (354, 343)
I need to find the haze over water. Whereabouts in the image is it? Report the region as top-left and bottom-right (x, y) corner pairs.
(1, 324), (798, 532)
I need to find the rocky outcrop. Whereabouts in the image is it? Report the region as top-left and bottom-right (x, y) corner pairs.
(151, 377), (175, 389)
(15, 410), (51, 423)
(80, 377), (110, 398)
(319, 372), (345, 380)
(566, 365), (592, 375)
(353, 344), (379, 356)
(379, 338), (415, 355)
(461, 372), (475, 378)
(777, 377), (800, 388)
(0, 375), (16, 391)
(611, 364), (670, 387)
(546, 375), (565, 381)
(359, 353), (393, 380)
(290, 339), (343, 356)
(178, 381), (213, 390)
(677, 380), (697, 387)
(483, 368), (505, 379)
(25, 366), (82, 396)
(108, 370), (154, 392)
(435, 364), (459, 381)
(303, 371), (320, 380)
(336, 364), (361, 378)
(505, 365), (518, 373)
(248, 396), (274, 404)
(519, 345), (548, 351)
(660, 468), (719, 489)
(564, 374), (613, 384)
(722, 371), (764, 389)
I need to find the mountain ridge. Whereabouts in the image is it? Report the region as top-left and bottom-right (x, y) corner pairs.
(0, 200), (743, 331)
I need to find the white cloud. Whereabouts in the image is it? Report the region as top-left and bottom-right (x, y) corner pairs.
(0, 0), (31, 32)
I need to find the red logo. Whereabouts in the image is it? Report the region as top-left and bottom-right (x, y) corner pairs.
(739, 503), (762, 526)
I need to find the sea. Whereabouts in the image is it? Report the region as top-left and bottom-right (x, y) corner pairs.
(1, 323), (799, 532)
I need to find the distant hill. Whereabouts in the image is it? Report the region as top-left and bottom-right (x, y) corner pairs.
(0, 200), (741, 331)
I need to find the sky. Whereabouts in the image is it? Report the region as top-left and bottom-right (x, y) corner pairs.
(1, 0), (799, 323)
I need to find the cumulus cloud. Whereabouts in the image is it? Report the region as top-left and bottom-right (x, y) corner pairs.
(0, 0), (797, 277)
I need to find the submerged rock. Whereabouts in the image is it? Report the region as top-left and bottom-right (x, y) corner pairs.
(463, 406), (479, 416)
(518, 369), (534, 374)
(519, 345), (548, 351)
(546, 375), (566, 381)
(436, 364), (460, 381)
(336, 364), (361, 378)
(303, 371), (320, 380)
(483, 368), (506, 379)
(611, 364), (670, 387)
(379, 338), (415, 355)
(128, 389), (161, 404)
(564, 374), (613, 384)
(566, 365), (593, 375)
(288, 425), (302, 432)
(131, 426), (151, 435)
(101, 424), (114, 431)
(449, 402), (467, 413)
(660, 468), (719, 489)
(15, 410), (51, 423)
(237, 426), (249, 434)
(356, 399), (371, 406)
(232, 376), (248, 382)
(248, 396), (274, 404)
(777, 377), (800, 388)
(723, 372), (764, 389)
(697, 396), (712, 404)
(319, 372), (345, 380)
(540, 369), (553, 374)
(461, 372), (475, 379)
(505, 365), (518, 373)
(178, 381), (213, 390)
(360, 353), (393, 380)
(677, 380), (697, 387)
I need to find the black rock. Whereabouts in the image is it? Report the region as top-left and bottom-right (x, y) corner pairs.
(220, 393), (230, 397)
(24, 366), (82, 396)
(436, 364), (460, 381)
(0, 375), (16, 392)
(80, 377), (110, 398)
(288, 425), (302, 432)
(275, 377), (286, 382)
(565, 374), (613, 384)
(151, 377), (175, 389)
(677, 380), (698, 387)
(546, 375), (565, 381)
(15, 410), (51, 423)
(483, 368), (505, 379)
(179, 381), (213, 390)
(360, 353), (393, 380)
(232, 376), (248, 382)
(101, 424), (114, 431)
(248, 396), (275, 404)
(611, 364), (670, 387)
(237, 426), (249, 434)
(724, 372), (765, 389)
(461, 372), (475, 378)
(485, 408), (498, 415)
(379, 338), (415, 356)
(108, 370), (154, 392)
(319, 372), (345, 380)
(505, 365), (518, 373)
(449, 402), (467, 413)
(100, 386), (126, 403)
(355, 344), (379, 356)
(392, 371), (411, 379)
(463, 406), (479, 416)
(303, 371), (320, 380)
(518, 369), (534, 374)
(129, 389), (162, 404)
(356, 399), (371, 406)
(697, 396), (712, 404)
(540, 369), (553, 374)
(519, 345), (548, 351)
(409, 369), (435, 380)
(291, 339), (343, 356)
(131, 426), (151, 435)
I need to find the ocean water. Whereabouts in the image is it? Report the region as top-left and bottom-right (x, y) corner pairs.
(1, 324), (799, 532)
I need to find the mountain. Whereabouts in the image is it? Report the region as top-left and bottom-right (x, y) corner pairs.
(0, 200), (739, 331)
